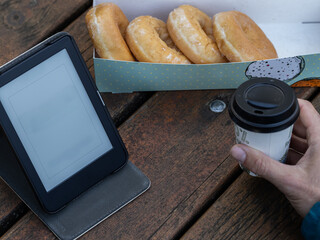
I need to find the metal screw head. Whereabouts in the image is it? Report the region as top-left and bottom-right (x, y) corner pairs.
(209, 99), (226, 113)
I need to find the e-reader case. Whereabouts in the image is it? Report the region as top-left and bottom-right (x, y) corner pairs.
(0, 32), (150, 239)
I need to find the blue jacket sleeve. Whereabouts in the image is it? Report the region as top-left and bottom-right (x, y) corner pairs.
(301, 202), (320, 240)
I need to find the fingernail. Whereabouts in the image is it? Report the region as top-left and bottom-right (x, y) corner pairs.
(230, 146), (246, 164)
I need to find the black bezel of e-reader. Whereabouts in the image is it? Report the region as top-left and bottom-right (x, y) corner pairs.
(0, 33), (128, 213)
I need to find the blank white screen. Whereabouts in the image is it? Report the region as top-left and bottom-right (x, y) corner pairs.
(0, 49), (113, 192)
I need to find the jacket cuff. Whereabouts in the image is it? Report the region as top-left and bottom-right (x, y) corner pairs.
(301, 202), (320, 240)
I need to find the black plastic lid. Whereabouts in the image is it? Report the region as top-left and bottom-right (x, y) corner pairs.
(228, 78), (300, 133)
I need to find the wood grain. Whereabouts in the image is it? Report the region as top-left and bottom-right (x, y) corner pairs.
(0, 3), (151, 235)
(2, 212), (56, 240)
(0, 186), (27, 236)
(2, 90), (237, 239)
(181, 173), (303, 240)
(0, 0), (91, 65)
(311, 89), (320, 110)
(0, 2), (318, 238)
(3, 87), (318, 239)
(180, 89), (320, 240)
(294, 87), (318, 100)
(0, 182), (20, 223)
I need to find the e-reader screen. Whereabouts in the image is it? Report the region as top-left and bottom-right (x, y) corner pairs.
(0, 49), (113, 192)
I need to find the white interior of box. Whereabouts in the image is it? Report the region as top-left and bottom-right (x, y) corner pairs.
(94, 0), (320, 59)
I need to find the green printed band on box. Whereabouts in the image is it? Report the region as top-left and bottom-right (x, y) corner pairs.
(94, 53), (320, 93)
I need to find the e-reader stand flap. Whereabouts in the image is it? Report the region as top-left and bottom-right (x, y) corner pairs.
(0, 132), (150, 240)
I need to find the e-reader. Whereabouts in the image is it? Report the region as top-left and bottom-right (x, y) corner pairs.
(0, 33), (128, 213)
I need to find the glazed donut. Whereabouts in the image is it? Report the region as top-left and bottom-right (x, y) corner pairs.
(125, 16), (190, 64)
(85, 3), (134, 61)
(212, 11), (278, 62)
(167, 5), (226, 64)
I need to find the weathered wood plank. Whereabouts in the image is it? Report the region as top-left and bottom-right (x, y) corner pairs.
(310, 89), (320, 111)
(146, 88), (317, 239)
(0, 3), (152, 235)
(1, 89), (238, 239)
(0, 184), (26, 235)
(294, 87), (318, 100)
(0, 131), (29, 235)
(3, 87), (317, 239)
(0, 0), (91, 65)
(2, 212), (56, 240)
(180, 89), (320, 240)
(181, 173), (303, 240)
(0, 2), (317, 237)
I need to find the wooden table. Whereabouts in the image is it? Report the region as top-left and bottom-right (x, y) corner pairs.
(0, 1), (318, 239)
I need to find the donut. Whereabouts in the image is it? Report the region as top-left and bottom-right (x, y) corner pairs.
(125, 16), (190, 64)
(85, 3), (134, 61)
(167, 5), (226, 64)
(212, 11), (278, 62)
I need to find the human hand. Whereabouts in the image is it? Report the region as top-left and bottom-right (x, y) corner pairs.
(230, 99), (320, 217)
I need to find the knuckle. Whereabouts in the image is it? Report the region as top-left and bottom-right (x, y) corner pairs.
(303, 99), (312, 107)
(300, 99), (311, 108)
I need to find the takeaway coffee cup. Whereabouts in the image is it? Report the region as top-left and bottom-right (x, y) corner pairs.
(228, 78), (300, 176)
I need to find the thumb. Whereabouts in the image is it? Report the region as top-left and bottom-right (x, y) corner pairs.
(230, 144), (288, 185)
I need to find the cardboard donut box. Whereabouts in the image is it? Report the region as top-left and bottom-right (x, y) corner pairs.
(92, 0), (320, 93)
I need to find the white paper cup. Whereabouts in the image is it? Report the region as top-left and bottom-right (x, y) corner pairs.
(234, 124), (293, 176)
(229, 78), (299, 176)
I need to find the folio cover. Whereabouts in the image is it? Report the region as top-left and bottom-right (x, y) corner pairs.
(0, 131), (151, 240)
